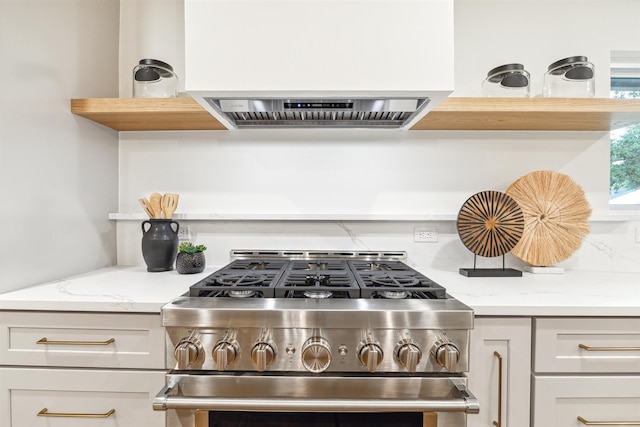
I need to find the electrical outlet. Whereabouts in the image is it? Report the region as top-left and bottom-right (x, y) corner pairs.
(177, 225), (192, 241)
(414, 227), (438, 243)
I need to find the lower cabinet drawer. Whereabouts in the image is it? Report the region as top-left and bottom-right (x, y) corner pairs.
(0, 367), (166, 427)
(534, 317), (640, 373)
(533, 375), (640, 427)
(0, 311), (164, 368)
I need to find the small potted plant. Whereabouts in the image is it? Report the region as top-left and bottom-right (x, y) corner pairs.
(176, 242), (207, 274)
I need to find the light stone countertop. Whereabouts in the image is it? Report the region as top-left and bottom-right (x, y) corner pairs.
(421, 268), (640, 317)
(0, 266), (215, 313)
(0, 266), (638, 317)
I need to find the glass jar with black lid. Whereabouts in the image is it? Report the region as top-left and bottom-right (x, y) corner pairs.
(543, 56), (595, 98)
(481, 63), (530, 97)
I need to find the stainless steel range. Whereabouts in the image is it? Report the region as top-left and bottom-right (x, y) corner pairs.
(154, 250), (478, 427)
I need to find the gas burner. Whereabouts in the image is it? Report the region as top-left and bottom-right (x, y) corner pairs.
(228, 290), (257, 298)
(303, 290), (333, 299)
(193, 289), (266, 298)
(224, 259), (289, 271)
(307, 262), (329, 270)
(378, 290), (410, 299)
(370, 275), (420, 288)
(276, 271), (360, 299)
(368, 263), (391, 271)
(245, 262), (269, 270)
(304, 274), (330, 286)
(357, 272), (447, 299)
(188, 270), (283, 298)
(290, 260), (349, 271)
(216, 274), (268, 287)
(348, 260), (413, 272)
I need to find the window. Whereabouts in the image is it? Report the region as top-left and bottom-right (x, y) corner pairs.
(610, 51), (640, 206)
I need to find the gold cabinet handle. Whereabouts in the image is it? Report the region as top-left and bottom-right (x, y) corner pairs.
(579, 344), (640, 352)
(37, 337), (115, 346)
(37, 408), (115, 418)
(578, 416), (640, 425)
(492, 351), (503, 427)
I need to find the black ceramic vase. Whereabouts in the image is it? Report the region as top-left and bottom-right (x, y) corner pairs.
(141, 219), (179, 272)
(176, 251), (206, 274)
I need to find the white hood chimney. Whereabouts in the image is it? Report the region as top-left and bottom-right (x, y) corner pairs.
(184, 0), (454, 129)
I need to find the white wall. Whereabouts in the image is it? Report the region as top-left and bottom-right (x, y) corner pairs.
(454, 0), (640, 98)
(116, 128), (640, 273)
(116, 0), (640, 273)
(0, 0), (120, 293)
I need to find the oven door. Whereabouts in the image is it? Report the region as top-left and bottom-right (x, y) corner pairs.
(154, 373), (479, 427)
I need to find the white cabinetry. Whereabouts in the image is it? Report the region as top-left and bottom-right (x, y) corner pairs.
(0, 311), (166, 427)
(467, 317), (531, 427)
(532, 317), (640, 427)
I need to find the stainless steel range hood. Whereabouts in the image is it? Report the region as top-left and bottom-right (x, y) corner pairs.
(201, 94), (432, 129)
(185, 1), (454, 130)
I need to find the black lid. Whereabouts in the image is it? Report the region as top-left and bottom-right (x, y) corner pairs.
(139, 58), (173, 71)
(547, 56), (589, 71)
(547, 56), (593, 79)
(487, 63), (525, 81)
(134, 59), (175, 81)
(486, 64), (529, 87)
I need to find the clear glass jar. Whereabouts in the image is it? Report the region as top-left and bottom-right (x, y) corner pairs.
(133, 59), (178, 98)
(543, 56), (594, 98)
(481, 63), (530, 97)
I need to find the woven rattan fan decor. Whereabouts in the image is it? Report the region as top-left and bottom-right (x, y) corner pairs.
(506, 170), (591, 268)
(457, 190), (525, 277)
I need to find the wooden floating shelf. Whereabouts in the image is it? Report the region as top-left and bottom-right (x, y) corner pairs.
(413, 97), (640, 131)
(71, 97), (640, 132)
(70, 97), (226, 131)
(107, 212), (640, 222)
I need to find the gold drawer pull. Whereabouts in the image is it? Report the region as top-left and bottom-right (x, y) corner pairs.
(579, 344), (640, 352)
(37, 408), (115, 418)
(578, 416), (640, 425)
(492, 351), (503, 427)
(37, 337), (115, 346)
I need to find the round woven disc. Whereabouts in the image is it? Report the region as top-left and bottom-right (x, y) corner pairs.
(506, 171), (591, 267)
(457, 191), (525, 258)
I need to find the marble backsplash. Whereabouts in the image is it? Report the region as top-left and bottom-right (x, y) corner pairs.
(117, 219), (640, 273)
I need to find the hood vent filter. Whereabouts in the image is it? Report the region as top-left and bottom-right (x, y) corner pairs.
(205, 98), (430, 129)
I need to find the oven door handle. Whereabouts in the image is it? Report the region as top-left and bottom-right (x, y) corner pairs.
(153, 377), (479, 414)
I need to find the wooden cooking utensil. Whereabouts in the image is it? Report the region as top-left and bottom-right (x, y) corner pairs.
(149, 192), (163, 218)
(138, 198), (155, 219)
(162, 193), (179, 219)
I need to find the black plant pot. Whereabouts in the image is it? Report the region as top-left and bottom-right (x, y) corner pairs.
(176, 251), (206, 274)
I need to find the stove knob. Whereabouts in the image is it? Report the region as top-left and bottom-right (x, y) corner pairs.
(430, 334), (460, 372)
(212, 339), (240, 371)
(251, 341), (276, 372)
(301, 337), (332, 373)
(174, 337), (203, 370)
(357, 342), (384, 373)
(394, 339), (422, 373)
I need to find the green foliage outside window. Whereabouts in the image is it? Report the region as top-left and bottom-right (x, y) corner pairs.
(610, 90), (640, 198)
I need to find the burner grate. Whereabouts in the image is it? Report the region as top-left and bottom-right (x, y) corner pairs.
(185, 252), (448, 299)
(357, 272), (447, 300)
(275, 272), (360, 299)
(189, 271), (282, 298)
